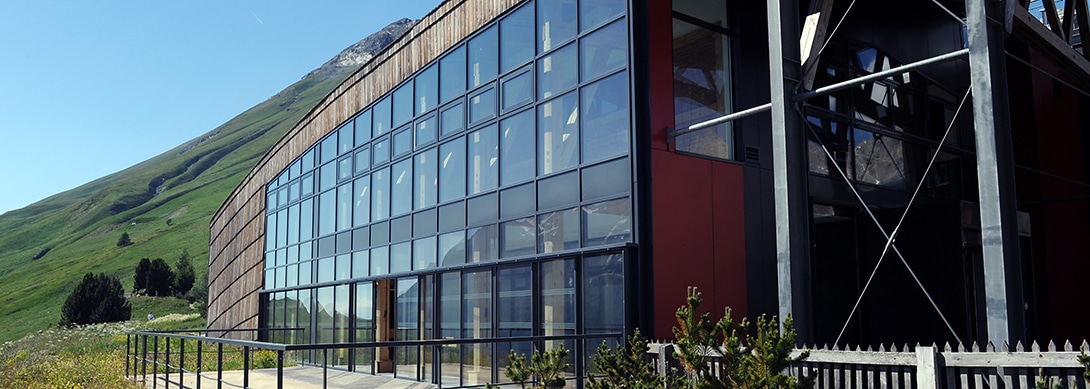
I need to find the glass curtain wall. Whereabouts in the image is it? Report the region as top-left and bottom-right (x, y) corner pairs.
(672, 0), (734, 160)
(259, 0), (631, 385)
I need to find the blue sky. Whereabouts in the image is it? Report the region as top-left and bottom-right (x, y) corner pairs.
(0, 1), (440, 215)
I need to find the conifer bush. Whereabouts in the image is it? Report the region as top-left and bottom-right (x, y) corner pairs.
(60, 273), (131, 325)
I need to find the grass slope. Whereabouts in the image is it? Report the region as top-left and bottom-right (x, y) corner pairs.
(0, 70), (349, 342)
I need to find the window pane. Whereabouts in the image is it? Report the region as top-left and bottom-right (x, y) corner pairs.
(497, 266), (532, 337)
(582, 157), (630, 200)
(339, 156), (353, 182)
(301, 173), (314, 197)
(391, 241), (412, 273)
(317, 257), (334, 283)
(393, 80), (414, 127)
(467, 192), (498, 227)
(339, 123), (354, 155)
(391, 215), (412, 244)
(439, 231), (466, 266)
(501, 183), (536, 219)
(321, 133), (338, 164)
(355, 148), (370, 173)
(580, 19), (627, 81)
(468, 125), (499, 194)
(467, 224), (498, 262)
(288, 204), (300, 245)
(356, 282), (374, 341)
(583, 197), (631, 246)
(538, 0), (578, 53)
(538, 43), (578, 99)
(539, 92), (580, 175)
(581, 0), (626, 32)
(502, 217), (537, 258)
(371, 246), (389, 276)
(469, 88), (497, 125)
(417, 65), (439, 114)
(397, 278), (420, 340)
(673, 18), (733, 160)
(373, 96), (392, 136)
(355, 109), (373, 146)
(415, 148), (438, 209)
(318, 190), (335, 236)
(441, 272), (461, 338)
(372, 167), (389, 221)
(373, 137), (390, 165)
(583, 253), (624, 333)
(336, 254), (351, 281)
(501, 5), (534, 73)
(539, 207), (580, 253)
(393, 126), (412, 158)
(441, 103), (465, 137)
(353, 176), (370, 227)
(320, 162), (336, 192)
(301, 199), (314, 241)
(502, 71), (534, 111)
(463, 270), (492, 337)
(541, 259), (575, 335)
(337, 184), (352, 232)
(440, 46), (467, 104)
(416, 116), (437, 148)
(468, 25), (498, 89)
(581, 71), (630, 163)
(439, 137), (467, 202)
(392, 159), (412, 217)
(501, 110), (535, 185)
(316, 287), (334, 343)
(353, 250), (369, 278)
(439, 201), (466, 232)
(414, 236), (438, 270)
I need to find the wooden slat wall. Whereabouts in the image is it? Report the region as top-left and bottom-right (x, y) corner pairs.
(207, 0), (525, 334)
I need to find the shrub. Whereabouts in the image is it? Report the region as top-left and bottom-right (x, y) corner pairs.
(134, 257), (151, 292)
(117, 232), (132, 247)
(60, 273), (132, 325)
(145, 258), (175, 297)
(496, 344), (571, 389)
(586, 329), (686, 389)
(173, 249), (195, 297)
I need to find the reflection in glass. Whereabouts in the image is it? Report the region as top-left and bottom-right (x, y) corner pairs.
(583, 197), (631, 246)
(501, 5), (534, 73)
(502, 217), (537, 258)
(391, 159), (412, 217)
(391, 241), (412, 274)
(502, 71), (534, 111)
(580, 19), (628, 81)
(371, 246), (389, 276)
(316, 287), (334, 343)
(417, 65), (439, 114)
(320, 162), (336, 192)
(501, 110), (535, 184)
(336, 254), (351, 281)
(538, 92), (580, 175)
(318, 190), (335, 236)
(393, 80), (414, 126)
(439, 137), (467, 202)
(353, 250), (369, 278)
(581, 71), (630, 163)
(355, 109), (373, 146)
(467, 225), (498, 262)
(396, 278), (421, 379)
(468, 26), (498, 89)
(321, 134), (338, 164)
(335, 284), (350, 345)
(580, 0), (626, 32)
(337, 184), (352, 232)
(393, 126), (413, 158)
(373, 137), (390, 166)
(372, 167), (389, 221)
(538, 43), (578, 99)
(541, 259), (575, 358)
(373, 97), (392, 136)
(673, 17), (733, 160)
(415, 116), (437, 148)
(355, 148), (370, 173)
(538, 0), (577, 53)
(317, 257), (334, 283)
(353, 176), (370, 227)
(468, 125), (499, 194)
(415, 149), (438, 210)
(469, 88), (497, 125)
(414, 236), (437, 270)
(440, 46), (467, 104)
(439, 272), (461, 386)
(497, 266), (533, 374)
(338, 123), (354, 155)
(539, 207), (580, 253)
(439, 231), (466, 266)
(582, 157), (630, 200)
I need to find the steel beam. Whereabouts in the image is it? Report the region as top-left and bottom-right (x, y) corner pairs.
(767, 0), (812, 343)
(966, 0), (1025, 346)
(795, 49), (969, 101)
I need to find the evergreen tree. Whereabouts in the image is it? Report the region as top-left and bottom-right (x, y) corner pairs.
(145, 258), (175, 297)
(173, 249), (195, 297)
(117, 232), (133, 247)
(61, 273), (131, 325)
(134, 258), (151, 292)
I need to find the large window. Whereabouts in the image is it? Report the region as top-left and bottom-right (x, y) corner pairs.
(673, 0), (733, 160)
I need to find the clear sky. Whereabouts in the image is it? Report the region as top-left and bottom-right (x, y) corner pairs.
(0, 1), (440, 216)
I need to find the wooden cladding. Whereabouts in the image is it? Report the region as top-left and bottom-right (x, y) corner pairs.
(208, 0), (525, 332)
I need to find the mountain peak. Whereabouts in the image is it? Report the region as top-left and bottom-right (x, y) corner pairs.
(304, 18), (417, 80)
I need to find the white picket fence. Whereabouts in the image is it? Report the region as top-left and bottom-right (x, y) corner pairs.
(647, 341), (1089, 389)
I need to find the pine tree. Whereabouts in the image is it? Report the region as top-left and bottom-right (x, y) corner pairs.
(146, 258), (175, 297)
(134, 258), (151, 293)
(117, 232), (133, 247)
(61, 273), (131, 325)
(173, 249), (195, 297)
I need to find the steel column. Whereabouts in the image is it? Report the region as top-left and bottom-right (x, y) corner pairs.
(966, 0), (1025, 346)
(767, 0), (812, 343)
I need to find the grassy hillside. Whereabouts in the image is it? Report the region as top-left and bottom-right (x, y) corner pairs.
(0, 67), (349, 343)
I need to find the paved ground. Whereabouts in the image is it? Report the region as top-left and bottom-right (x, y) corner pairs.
(135, 366), (438, 389)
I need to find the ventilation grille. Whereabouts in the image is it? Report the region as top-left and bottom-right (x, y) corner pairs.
(744, 146), (760, 162)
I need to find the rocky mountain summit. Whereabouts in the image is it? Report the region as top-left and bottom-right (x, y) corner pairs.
(305, 18), (416, 80)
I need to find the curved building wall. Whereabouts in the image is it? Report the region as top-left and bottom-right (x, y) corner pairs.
(209, 0), (527, 334)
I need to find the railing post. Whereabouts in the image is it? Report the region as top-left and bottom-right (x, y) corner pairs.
(153, 336), (159, 389)
(125, 334), (130, 379)
(217, 343), (223, 389)
(916, 346), (942, 389)
(244, 346), (250, 389)
(277, 350), (285, 389)
(324, 349), (329, 389)
(179, 338), (185, 389)
(142, 335), (148, 383)
(165, 336), (171, 387)
(196, 340), (203, 389)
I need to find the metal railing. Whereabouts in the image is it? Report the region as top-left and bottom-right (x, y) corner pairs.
(127, 330), (622, 389)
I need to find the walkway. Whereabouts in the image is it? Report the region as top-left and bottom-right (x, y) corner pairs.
(137, 366), (438, 389)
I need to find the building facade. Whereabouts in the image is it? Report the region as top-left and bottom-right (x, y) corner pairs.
(210, 0), (1090, 386)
